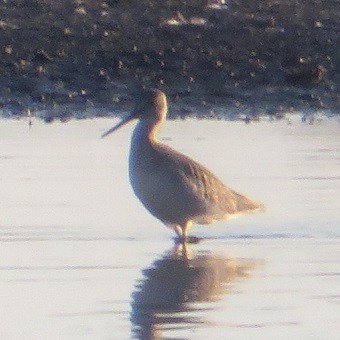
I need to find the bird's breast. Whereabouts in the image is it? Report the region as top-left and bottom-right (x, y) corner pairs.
(128, 135), (161, 204)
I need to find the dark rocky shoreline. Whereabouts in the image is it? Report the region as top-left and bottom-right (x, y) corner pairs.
(0, 0), (339, 122)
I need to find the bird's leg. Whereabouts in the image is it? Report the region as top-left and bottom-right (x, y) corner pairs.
(173, 225), (183, 238)
(181, 221), (190, 241)
(180, 221), (193, 244)
(173, 222), (199, 244)
(182, 221), (200, 244)
(172, 224), (186, 244)
(172, 225), (184, 244)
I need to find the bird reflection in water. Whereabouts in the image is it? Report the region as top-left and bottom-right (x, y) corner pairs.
(131, 244), (258, 339)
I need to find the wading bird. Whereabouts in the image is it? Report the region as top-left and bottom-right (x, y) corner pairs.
(102, 89), (264, 243)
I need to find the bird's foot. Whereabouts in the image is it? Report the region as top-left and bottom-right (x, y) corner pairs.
(174, 235), (201, 244)
(186, 236), (201, 244)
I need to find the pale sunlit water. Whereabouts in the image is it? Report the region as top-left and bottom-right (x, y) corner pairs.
(0, 118), (339, 339)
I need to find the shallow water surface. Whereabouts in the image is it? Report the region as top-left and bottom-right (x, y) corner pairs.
(0, 118), (339, 339)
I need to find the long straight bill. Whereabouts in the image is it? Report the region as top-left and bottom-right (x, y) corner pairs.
(101, 113), (135, 138)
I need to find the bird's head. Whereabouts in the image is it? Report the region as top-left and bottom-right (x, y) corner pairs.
(101, 88), (167, 138)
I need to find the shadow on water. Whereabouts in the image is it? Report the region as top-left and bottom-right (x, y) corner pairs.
(131, 244), (258, 339)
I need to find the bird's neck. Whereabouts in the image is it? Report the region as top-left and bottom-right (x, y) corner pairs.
(132, 118), (163, 146)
